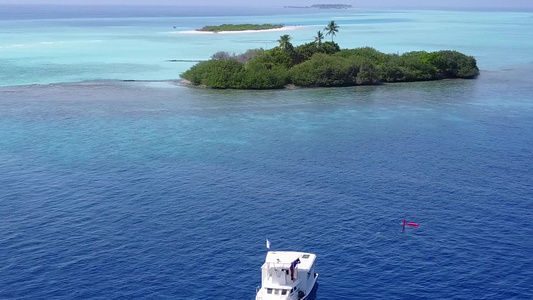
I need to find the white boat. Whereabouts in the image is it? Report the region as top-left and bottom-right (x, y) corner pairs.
(256, 251), (318, 300)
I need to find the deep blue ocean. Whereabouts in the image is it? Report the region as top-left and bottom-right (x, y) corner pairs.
(1, 5), (532, 300)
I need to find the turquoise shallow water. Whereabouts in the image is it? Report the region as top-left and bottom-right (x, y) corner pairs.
(1, 5), (533, 300)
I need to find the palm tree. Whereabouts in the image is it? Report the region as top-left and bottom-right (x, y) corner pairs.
(324, 20), (339, 42)
(277, 34), (292, 50)
(314, 31), (324, 47)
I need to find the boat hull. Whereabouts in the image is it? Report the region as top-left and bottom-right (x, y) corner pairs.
(302, 281), (318, 300)
(255, 280), (318, 300)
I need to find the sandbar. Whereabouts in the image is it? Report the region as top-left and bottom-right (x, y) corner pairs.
(177, 26), (305, 35)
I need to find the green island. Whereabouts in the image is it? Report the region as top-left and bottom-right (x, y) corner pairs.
(310, 4), (353, 9)
(197, 24), (284, 32)
(182, 21), (479, 89)
(285, 4), (353, 9)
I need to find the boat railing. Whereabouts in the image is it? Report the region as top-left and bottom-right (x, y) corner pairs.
(266, 261), (293, 269)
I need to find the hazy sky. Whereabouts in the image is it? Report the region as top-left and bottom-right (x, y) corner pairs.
(0, 0), (532, 8)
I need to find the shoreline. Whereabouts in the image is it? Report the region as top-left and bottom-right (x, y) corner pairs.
(177, 26), (305, 35)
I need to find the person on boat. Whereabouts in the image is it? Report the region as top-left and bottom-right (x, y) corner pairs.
(290, 258), (300, 281)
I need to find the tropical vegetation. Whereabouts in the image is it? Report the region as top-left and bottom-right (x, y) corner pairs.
(197, 24), (283, 32)
(182, 21), (479, 89)
(310, 4), (353, 9)
(314, 31), (324, 47)
(324, 21), (339, 42)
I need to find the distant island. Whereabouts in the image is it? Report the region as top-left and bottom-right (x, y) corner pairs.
(284, 4), (353, 9)
(181, 21), (479, 90)
(197, 24), (284, 32)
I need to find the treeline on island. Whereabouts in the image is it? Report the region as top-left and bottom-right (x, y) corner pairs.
(285, 4), (353, 9)
(198, 24), (283, 32)
(310, 4), (353, 9)
(182, 21), (479, 89)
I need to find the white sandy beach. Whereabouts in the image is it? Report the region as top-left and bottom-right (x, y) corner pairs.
(177, 26), (305, 35)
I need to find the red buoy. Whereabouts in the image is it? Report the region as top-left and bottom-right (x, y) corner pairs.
(403, 219), (419, 229)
